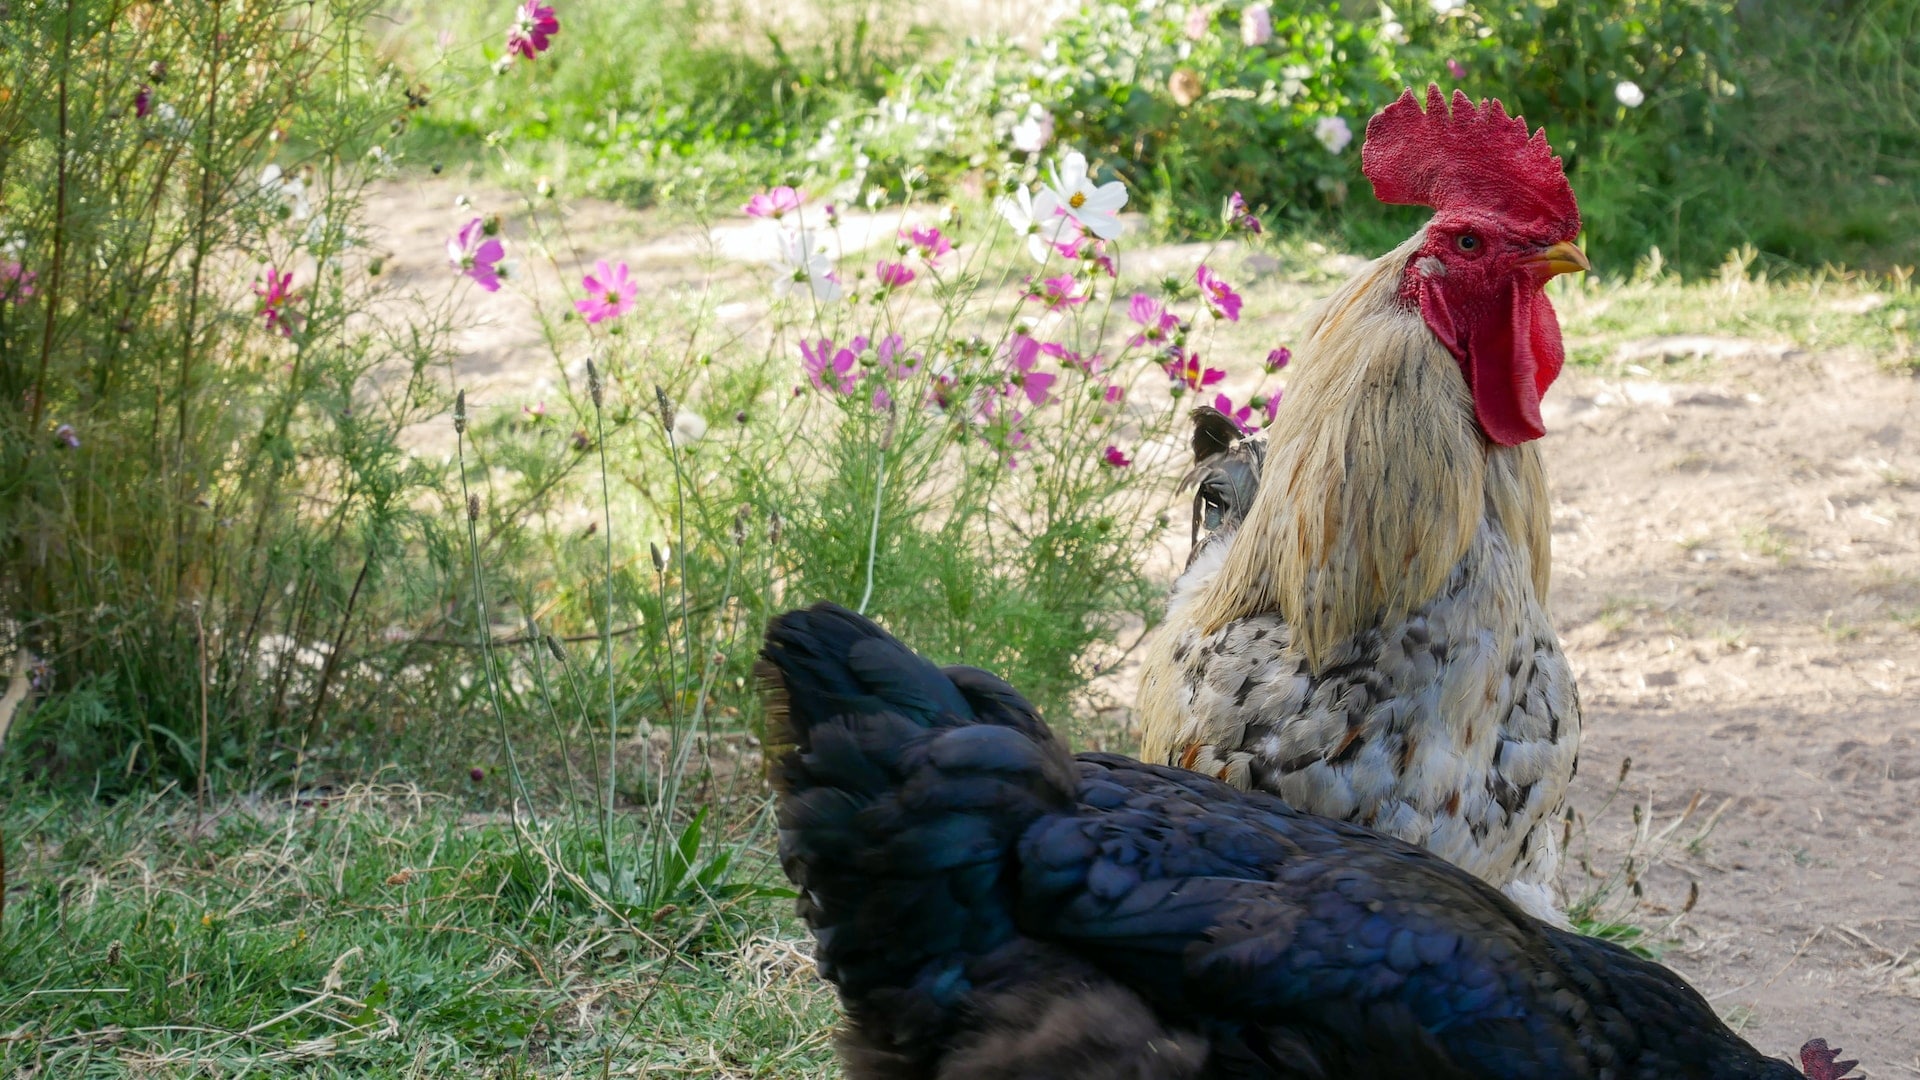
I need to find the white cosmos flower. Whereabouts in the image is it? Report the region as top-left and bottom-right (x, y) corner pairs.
(996, 186), (1075, 263)
(771, 228), (844, 303)
(1614, 80), (1645, 108)
(1041, 151), (1128, 241)
(1429, 0), (1465, 12)
(259, 164), (312, 221)
(1314, 116), (1354, 154)
(1011, 108), (1054, 154)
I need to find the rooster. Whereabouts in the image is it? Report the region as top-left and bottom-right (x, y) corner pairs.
(1136, 86), (1588, 922)
(761, 602), (1854, 1080)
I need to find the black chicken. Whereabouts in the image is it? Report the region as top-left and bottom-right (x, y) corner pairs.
(761, 602), (1855, 1080)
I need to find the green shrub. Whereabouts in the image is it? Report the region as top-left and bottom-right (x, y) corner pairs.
(0, 0), (469, 794)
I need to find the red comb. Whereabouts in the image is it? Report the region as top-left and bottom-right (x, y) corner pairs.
(1800, 1038), (1860, 1080)
(1360, 84), (1580, 242)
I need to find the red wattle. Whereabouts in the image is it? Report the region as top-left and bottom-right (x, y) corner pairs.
(1422, 280), (1564, 447)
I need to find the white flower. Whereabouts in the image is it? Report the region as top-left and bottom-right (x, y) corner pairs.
(1429, 0), (1465, 12)
(1615, 80), (1645, 108)
(996, 186), (1072, 263)
(259, 164), (312, 221)
(771, 229), (844, 303)
(1041, 151), (1128, 241)
(1011, 108), (1054, 154)
(1314, 116), (1354, 154)
(670, 409), (708, 446)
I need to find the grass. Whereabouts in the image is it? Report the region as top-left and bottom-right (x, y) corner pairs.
(0, 786), (839, 1078)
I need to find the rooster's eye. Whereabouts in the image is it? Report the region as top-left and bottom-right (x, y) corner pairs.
(1456, 234), (1480, 252)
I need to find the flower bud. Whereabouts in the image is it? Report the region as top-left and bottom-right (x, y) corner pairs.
(454, 389), (467, 433)
(586, 358), (603, 409)
(466, 494), (480, 521)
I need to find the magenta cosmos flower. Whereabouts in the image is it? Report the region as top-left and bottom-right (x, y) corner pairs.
(875, 260), (915, 290)
(1, 261), (37, 304)
(1195, 264), (1243, 322)
(1166, 348), (1225, 393)
(1030, 273), (1085, 312)
(1126, 292), (1180, 348)
(574, 260), (637, 323)
(800, 337), (857, 396)
(55, 424), (81, 449)
(1101, 445), (1131, 468)
(1447, 58), (1468, 80)
(1265, 346), (1291, 373)
(903, 225), (951, 266)
(254, 267), (300, 337)
(1224, 191), (1262, 234)
(743, 186), (803, 220)
(1212, 393), (1257, 435)
(1005, 334), (1058, 407)
(448, 217), (505, 292)
(506, 2), (560, 60)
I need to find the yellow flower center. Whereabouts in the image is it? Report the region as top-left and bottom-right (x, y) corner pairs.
(1069, 192), (1087, 209)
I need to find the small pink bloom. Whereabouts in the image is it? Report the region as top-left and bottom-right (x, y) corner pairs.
(506, 2), (560, 60)
(1264, 346), (1291, 373)
(1040, 341), (1102, 375)
(1126, 293), (1181, 348)
(134, 85), (153, 118)
(254, 266), (300, 337)
(1103, 384), (1125, 405)
(903, 225), (951, 265)
(1447, 58), (1468, 80)
(524, 401), (547, 421)
(1102, 445), (1132, 468)
(1030, 273), (1086, 312)
(448, 217), (506, 292)
(1261, 390), (1283, 427)
(1184, 6), (1210, 39)
(1225, 191), (1262, 234)
(801, 337), (858, 396)
(1212, 393), (1257, 435)
(743, 186), (804, 220)
(875, 260), (916, 290)
(1241, 4), (1273, 46)
(574, 259), (637, 323)
(0, 261), (37, 303)
(55, 423), (80, 449)
(1006, 334), (1058, 407)
(1166, 348), (1225, 393)
(1195, 263), (1242, 322)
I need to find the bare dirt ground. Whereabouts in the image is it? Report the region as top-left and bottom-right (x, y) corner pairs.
(364, 178), (1920, 1072)
(1541, 351), (1920, 1071)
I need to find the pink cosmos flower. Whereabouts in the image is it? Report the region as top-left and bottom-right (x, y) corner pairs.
(574, 260), (637, 323)
(254, 267), (300, 337)
(135, 85), (153, 119)
(1103, 384), (1126, 405)
(1212, 393), (1257, 435)
(1126, 293), (1180, 348)
(524, 401), (547, 421)
(0, 261), (37, 304)
(1006, 334), (1058, 407)
(1166, 348), (1225, 393)
(55, 424), (80, 449)
(1030, 273), (1086, 312)
(1260, 390), (1283, 427)
(1040, 341), (1102, 376)
(1184, 6), (1210, 39)
(1447, 58), (1468, 80)
(1102, 445), (1132, 468)
(1225, 191), (1262, 234)
(1195, 263), (1243, 322)
(1265, 346), (1292, 373)
(448, 217), (506, 292)
(875, 260), (916, 290)
(801, 338), (857, 396)
(743, 186), (804, 220)
(506, 2), (560, 60)
(903, 225), (952, 266)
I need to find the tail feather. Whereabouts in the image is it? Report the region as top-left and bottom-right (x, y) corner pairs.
(759, 602), (1076, 1041)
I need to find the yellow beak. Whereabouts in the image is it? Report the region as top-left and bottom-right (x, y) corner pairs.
(1528, 240), (1592, 279)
